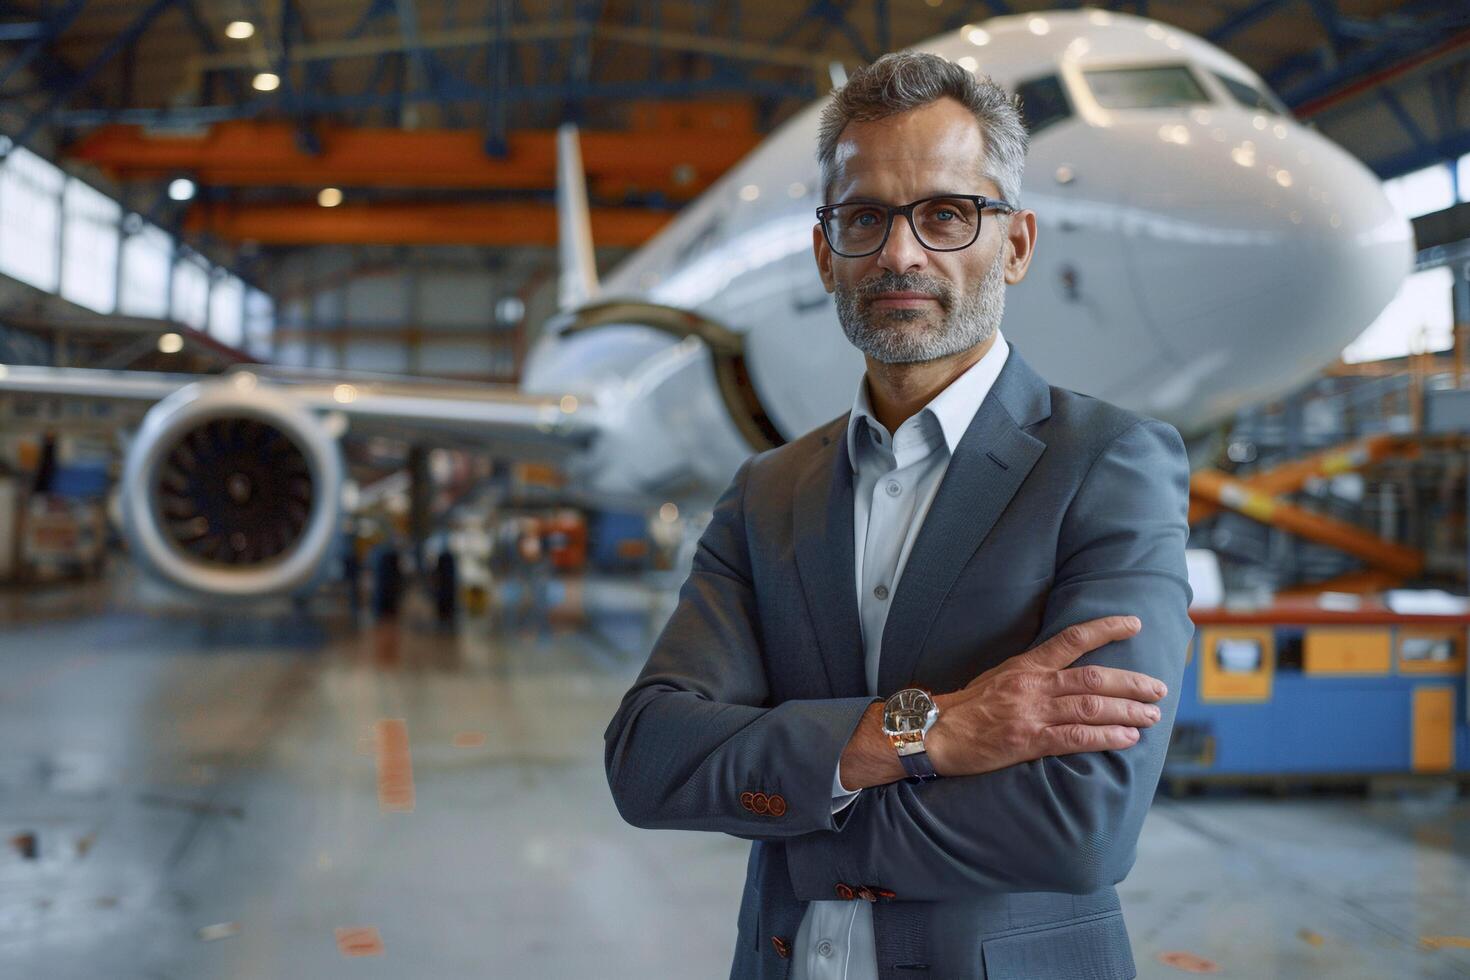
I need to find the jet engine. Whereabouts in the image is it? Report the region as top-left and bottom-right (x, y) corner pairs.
(119, 376), (343, 598)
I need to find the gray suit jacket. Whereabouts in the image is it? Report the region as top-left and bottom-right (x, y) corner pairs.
(604, 347), (1193, 980)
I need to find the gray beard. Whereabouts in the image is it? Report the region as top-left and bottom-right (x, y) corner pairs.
(834, 249), (1006, 365)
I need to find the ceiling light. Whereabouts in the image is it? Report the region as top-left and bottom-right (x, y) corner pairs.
(965, 26), (990, 46)
(251, 72), (280, 92)
(167, 177), (195, 201)
(317, 187), (343, 207)
(224, 20), (255, 40)
(158, 333), (184, 354)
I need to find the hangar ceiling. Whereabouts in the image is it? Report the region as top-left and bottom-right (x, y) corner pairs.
(0, 0), (1465, 368)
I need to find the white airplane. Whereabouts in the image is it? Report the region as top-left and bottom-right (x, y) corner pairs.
(0, 10), (1412, 599)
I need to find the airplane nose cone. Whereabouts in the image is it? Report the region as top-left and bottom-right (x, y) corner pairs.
(1118, 112), (1413, 419)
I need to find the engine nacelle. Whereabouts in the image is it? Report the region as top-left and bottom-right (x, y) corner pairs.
(120, 377), (343, 599)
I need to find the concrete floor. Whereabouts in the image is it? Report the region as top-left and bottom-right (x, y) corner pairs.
(1, 569), (1469, 979)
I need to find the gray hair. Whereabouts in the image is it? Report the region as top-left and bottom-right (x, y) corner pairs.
(817, 51), (1028, 206)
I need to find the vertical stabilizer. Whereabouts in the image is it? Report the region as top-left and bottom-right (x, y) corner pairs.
(556, 123), (599, 310)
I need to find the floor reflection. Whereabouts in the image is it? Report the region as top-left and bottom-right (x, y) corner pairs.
(0, 569), (1466, 978)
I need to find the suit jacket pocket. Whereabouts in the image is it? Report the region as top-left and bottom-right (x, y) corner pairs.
(981, 911), (1135, 980)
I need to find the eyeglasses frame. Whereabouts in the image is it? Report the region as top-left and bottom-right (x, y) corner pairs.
(815, 193), (1018, 258)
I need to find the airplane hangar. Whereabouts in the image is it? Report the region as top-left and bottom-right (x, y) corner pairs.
(0, 2), (1468, 978)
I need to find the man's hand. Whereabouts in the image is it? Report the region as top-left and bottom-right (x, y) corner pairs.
(926, 616), (1166, 778)
(837, 616), (1166, 791)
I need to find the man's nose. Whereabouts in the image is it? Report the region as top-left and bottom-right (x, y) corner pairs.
(876, 213), (929, 274)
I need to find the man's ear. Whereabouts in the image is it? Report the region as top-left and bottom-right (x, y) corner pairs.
(1003, 209), (1037, 285)
(813, 224), (836, 292)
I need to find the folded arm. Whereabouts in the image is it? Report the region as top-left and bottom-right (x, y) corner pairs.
(785, 419), (1194, 899)
(604, 455), (878, 839)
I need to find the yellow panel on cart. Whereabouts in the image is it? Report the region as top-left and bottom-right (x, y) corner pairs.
(1303, 628), (1391, 675)
(1412, 686), (1455, 773)
(1199, 627), (1274, 703)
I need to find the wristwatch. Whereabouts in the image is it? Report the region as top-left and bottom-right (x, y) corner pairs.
(882, 688), (941, 783)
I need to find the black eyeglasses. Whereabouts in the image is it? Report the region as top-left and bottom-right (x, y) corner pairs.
(816, 194), (1016, 258)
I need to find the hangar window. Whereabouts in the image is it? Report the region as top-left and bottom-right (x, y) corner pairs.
(244, 288), (275, 358)
(61, 178), (121, 314)
(118, 221), (172, 319)
(209, 272), (245, 347)
(1015, 75), (1073, 136)
(0, 146), (64, 293)
(171, 252), (210, 330)
(1213, 71), (1288, 116)
(1082, 65), (1210, 109)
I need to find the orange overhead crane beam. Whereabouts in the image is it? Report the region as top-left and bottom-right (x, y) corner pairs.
(1189, 469), (1424, 579)
(67, 121), (760, 197)
(1189, 434), (1417, 523)
(184, 201), (673, 247)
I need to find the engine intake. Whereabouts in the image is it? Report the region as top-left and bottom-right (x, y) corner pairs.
(122, 378), (342, 598)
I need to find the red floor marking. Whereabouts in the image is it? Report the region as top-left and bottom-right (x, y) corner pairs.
(375, 719), (415, 813)
(1158, 951), (1222, 973)
(335, 926), (384, 957)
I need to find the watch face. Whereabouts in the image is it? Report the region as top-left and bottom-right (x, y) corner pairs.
(884, 689), (938, 734)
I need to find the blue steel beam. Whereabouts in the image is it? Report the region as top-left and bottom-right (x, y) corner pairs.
(0, 0), (87, 93)
(1366, 129), (1470, 181)
(484, 0), (510, 157)
(0, 22), (45, 42)
(175, 0), (247, 104)
(1207, 0), (1293, 45)
(1378, 88), (1432, 155)
(5, 0), (175, 155)
(53, 76), (817, 129)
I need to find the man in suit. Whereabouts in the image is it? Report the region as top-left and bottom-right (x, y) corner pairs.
(605, 51), (1192, 980)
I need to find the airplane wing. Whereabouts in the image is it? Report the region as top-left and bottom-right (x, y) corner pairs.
(0, 363), (600, 456)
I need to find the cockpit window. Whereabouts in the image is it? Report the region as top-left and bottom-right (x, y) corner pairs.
(1081, 65), (1210, 109)
(1015, 75), (1073, 136)
(1213, 71), (1289, 116)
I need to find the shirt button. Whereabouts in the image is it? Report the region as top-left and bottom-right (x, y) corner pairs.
(873, 584), (889, 600)
(817, 940), (834, 958)
(886, 480), (901, 496)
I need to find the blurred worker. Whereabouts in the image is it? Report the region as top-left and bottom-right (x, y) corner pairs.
(605, 52), (1191, 980)
(433, 546), (457, 626)
(516, 528), (552, 641)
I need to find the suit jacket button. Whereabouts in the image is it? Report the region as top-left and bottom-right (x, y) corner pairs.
(835, 882), (855, 901)
(856, 885), (877, 902)
(740, 791), (755, 812)
(767, 794), (787, 816)
(771, 936), (792, 958)
(751, 792), (770, 815)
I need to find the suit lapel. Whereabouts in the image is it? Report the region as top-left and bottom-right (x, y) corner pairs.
(792, 419), (868, 698)
(876, 348), (1051, 695)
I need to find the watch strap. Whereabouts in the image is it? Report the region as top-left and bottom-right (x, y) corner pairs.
(898, 747), (938, 782)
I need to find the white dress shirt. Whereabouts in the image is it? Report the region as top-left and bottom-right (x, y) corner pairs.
(790, 331), (1010, 980)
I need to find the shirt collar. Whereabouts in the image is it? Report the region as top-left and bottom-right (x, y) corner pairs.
(845, 330), (1009, 471)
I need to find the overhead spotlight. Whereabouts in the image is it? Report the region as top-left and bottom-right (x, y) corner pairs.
(167, 177), (196, 201)
(317, 187), (343, 207)
(659, 502), (679, 523)
(158, 332), (184, 354)
(224, 20), (255, 40)
(252, 72), (280, 92)
(739, 184), (760, 202)
(965, 26), (990, 46)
